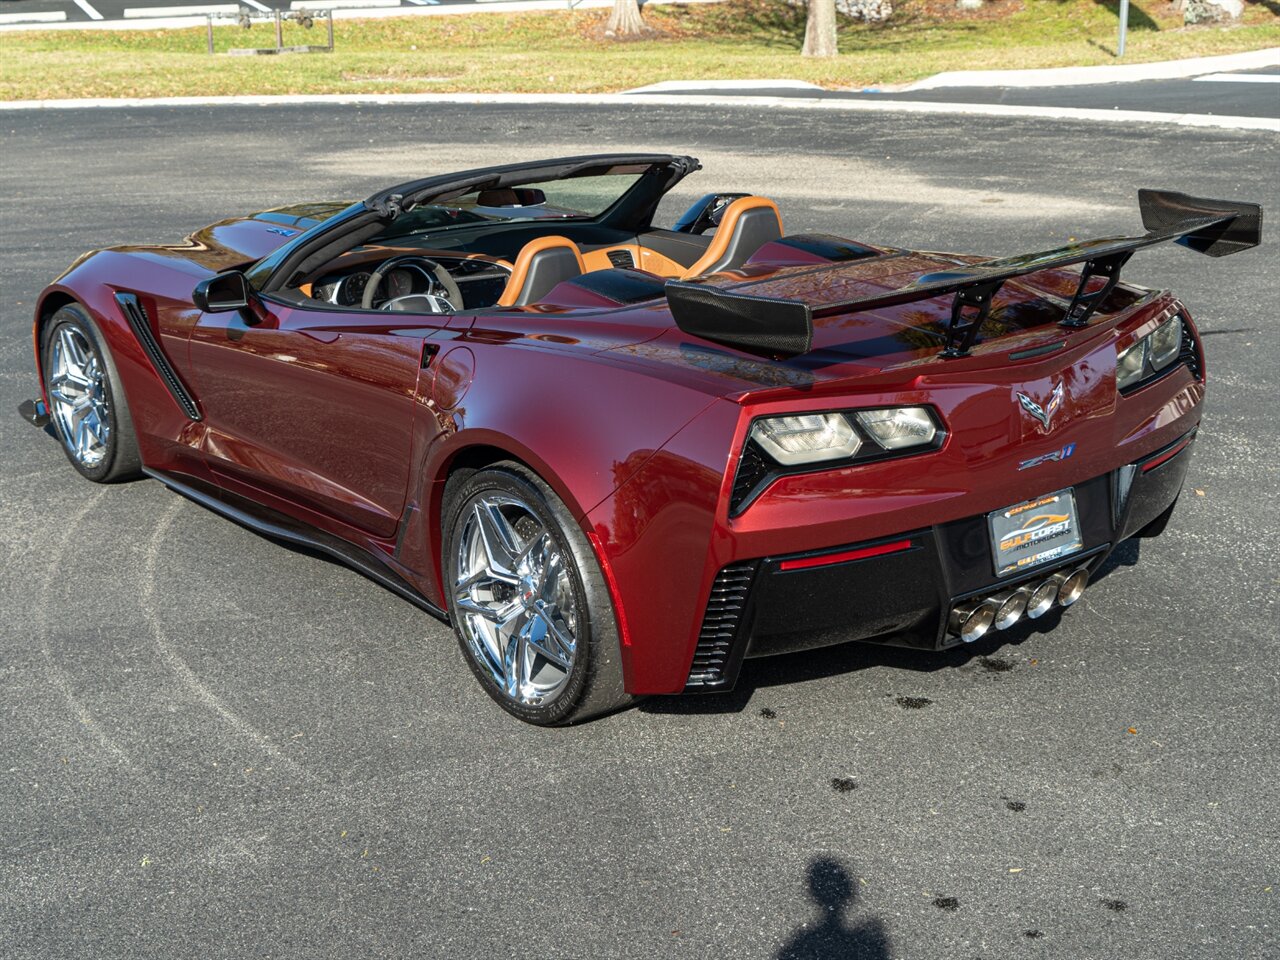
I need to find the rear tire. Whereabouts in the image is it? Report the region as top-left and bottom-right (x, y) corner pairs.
(443, 463), (634, 725)
(41, 304), (142, 483)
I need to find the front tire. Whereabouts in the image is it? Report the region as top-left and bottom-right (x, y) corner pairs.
(41, 304), (142, 483)
(443, 463), (633, 725)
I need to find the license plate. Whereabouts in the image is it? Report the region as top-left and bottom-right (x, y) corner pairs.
(988, 488), (1084, 577)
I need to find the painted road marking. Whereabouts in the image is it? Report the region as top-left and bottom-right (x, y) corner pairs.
(1194, 73), (1280, 84)
(73, 0), (106, 19)
(125, 4), (239, 15)
(290, 0), (399, 7)
(0, 10), (67, 22)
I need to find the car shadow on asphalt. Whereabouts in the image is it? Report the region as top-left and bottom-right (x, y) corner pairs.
(774, 857), (892, 960)
(642, 539), (1143, 717)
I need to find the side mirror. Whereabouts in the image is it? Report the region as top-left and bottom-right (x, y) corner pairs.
(673, 192), (749, 235)
(193, 271), (253, 313)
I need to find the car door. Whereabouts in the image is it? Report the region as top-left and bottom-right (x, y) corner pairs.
(187, 298), (452, 540)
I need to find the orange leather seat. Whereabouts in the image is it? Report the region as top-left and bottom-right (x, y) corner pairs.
(497, 236), (586, 307)
(681, 197), (784, 280)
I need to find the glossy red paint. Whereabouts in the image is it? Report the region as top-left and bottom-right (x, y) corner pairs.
(26, 170), (1225, 701)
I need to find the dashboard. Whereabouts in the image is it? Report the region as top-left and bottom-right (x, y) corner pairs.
(309, 255), (511, 311)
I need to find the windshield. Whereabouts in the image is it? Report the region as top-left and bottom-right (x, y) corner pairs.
(374, 169), (648, 241)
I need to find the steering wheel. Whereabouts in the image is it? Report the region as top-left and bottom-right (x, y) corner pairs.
(361, 255), (463, 312)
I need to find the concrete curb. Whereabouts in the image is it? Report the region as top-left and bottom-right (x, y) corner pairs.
(0, 90), (1276, 131)
(905, 47), (1280, 90)
(625, 79), (825, 94)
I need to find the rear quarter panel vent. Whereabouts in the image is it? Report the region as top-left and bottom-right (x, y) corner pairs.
(685, 561), (757, 689)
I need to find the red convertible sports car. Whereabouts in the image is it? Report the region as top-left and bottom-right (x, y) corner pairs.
(20, 153), (1261, 724)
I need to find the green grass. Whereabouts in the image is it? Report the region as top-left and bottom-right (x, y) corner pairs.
(0, 0), (1276, 100)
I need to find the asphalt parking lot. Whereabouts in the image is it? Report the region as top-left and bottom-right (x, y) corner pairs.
(1, 103), (1277, 959)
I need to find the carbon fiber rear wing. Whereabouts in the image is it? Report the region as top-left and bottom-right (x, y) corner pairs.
(666, 189), (1262, 358)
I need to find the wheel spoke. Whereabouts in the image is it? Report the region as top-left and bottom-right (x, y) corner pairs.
(540, 611), (576, 663)
(526, 615), (572, 672)
(48, 381), (80, 407)
(72, 418), (91, 459)
(501, 618), (528, 698)
(522, 533), (551, 589)
(473, 501), (520, 578)
(538, 549), (565, 603)
(454, 595), (504, 623)
(82, 411), (104, 448)
(60, 328), (88, 374)
(517, 527), (548, 563)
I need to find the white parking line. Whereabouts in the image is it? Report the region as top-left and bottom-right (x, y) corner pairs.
(0, 10), (67, 23)
(241, 0), (272, 10)
(73, 0), (106, 20)
(125, 3), (239, 15)
(1193, 73), (1280, 84)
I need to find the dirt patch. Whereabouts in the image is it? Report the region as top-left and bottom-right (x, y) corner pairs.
(896, 696), (933, 709)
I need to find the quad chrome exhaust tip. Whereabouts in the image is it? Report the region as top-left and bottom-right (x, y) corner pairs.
(1025, 575), (1064, 620)
(992, 588), (1031, 631)
(1057, 567), (1089, 607)
(949, 599), (998, 644)
(949, 563), (1091, 643)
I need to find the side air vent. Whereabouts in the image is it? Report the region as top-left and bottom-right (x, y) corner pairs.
(114, 293), (202, 421)
(685, 561), (757, 689)
(606, 248), (635, 269)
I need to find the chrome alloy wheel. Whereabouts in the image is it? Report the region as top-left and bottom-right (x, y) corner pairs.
(48, 324), (111, 467)
(453, 494), (579, 706)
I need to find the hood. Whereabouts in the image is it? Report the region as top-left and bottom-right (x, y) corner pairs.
(104, 201), (351, 276)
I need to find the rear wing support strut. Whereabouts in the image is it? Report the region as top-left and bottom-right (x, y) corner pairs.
(941, 281), (1002, 359)
(1060, 250), (1133, 329)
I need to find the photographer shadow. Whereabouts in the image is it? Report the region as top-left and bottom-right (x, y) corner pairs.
(777, 858), (891, 960)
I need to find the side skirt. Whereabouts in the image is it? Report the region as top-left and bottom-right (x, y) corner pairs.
(143, 467), (449, 624)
